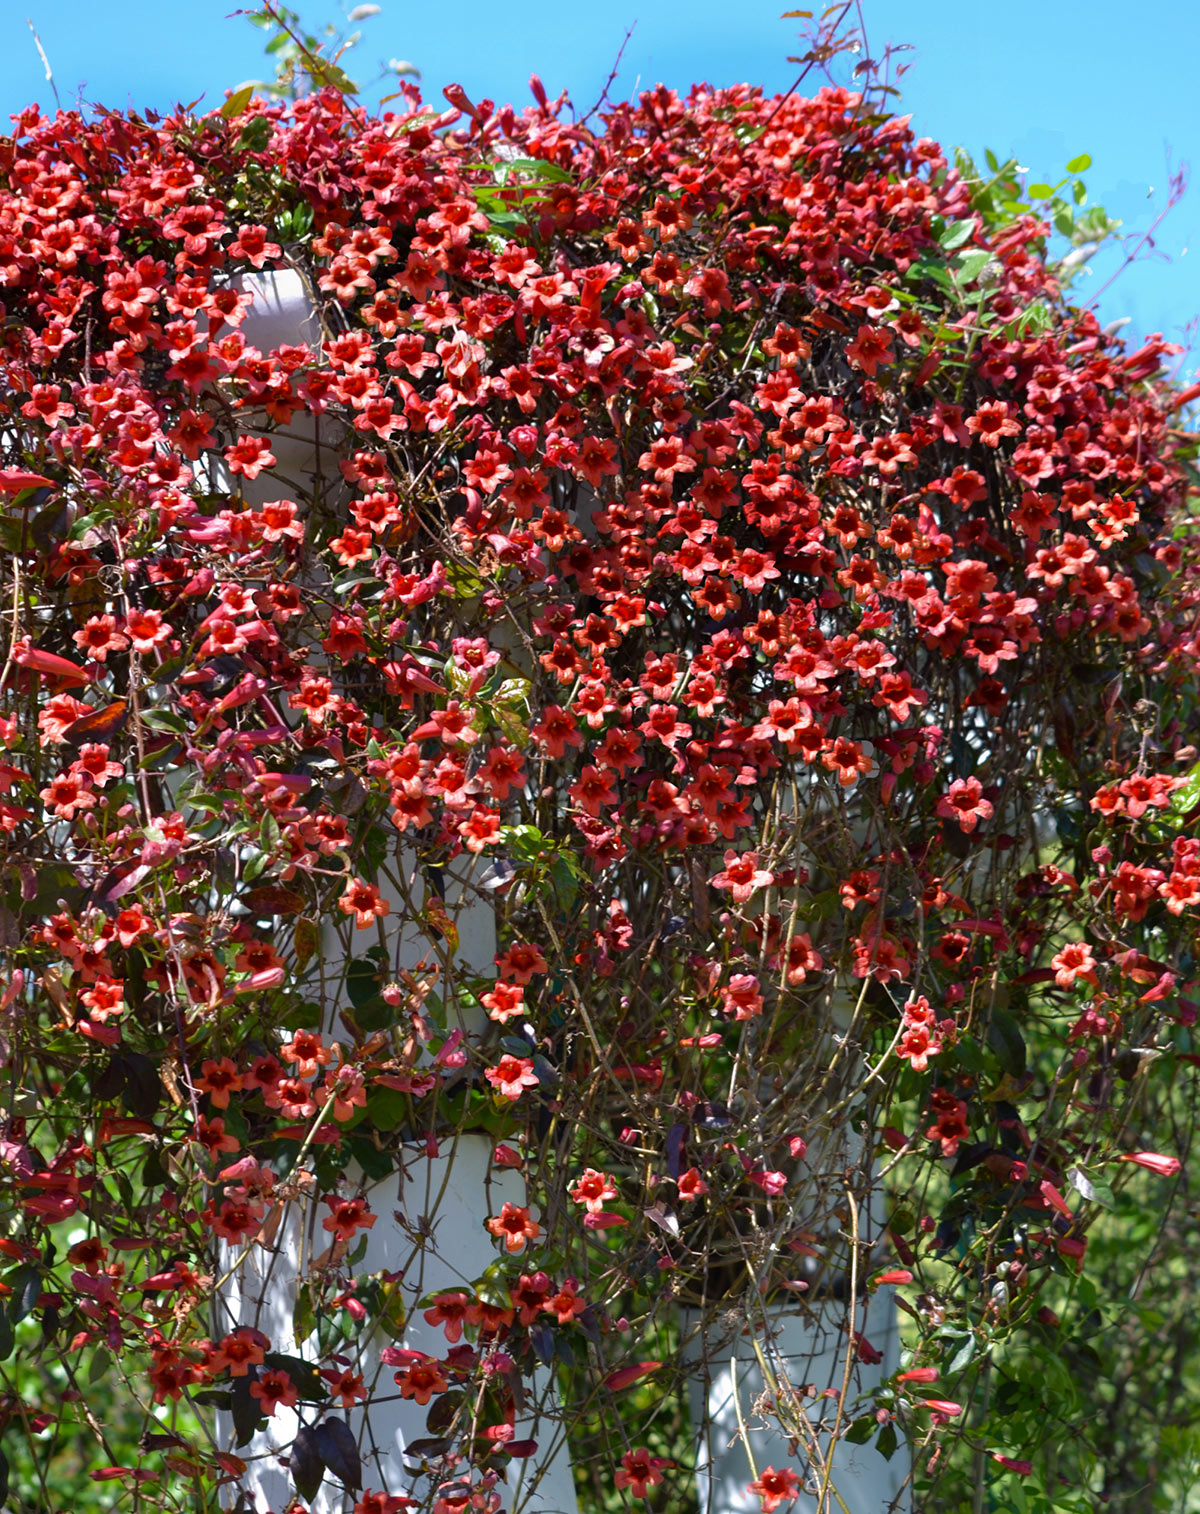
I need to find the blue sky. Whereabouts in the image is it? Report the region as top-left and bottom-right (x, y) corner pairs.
(3, 0), (1197, 376)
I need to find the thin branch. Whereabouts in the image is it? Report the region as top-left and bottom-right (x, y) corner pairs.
(579, 24), (636, 128)
(26, 18), (61, 111)
(1086, 158), (1190, 310)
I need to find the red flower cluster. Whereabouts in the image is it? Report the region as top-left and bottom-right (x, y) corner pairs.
(0, 50), (1196, 1514)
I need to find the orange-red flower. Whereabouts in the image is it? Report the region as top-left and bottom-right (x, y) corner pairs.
(248, 1367), (298, 1415)
(392, 1354), (449, 1405)
(486, 1201), (541, 1254)
(322, 1195), (377, 1242)
(339, 878), (390, 929)
(210, 1328), (267, 1378)
(748, 1465), (801, 1511)
(615, 1448), (672, 1498)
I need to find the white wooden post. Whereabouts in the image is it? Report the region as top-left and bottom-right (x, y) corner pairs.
(215, 272), (579, 1513)
(219, 854), (578, 1511)
(685, 1290), (905, 1514)
(683, 982), (910, 1514)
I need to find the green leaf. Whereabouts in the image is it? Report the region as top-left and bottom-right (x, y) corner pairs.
(844, 1414), (875, 1444)
(333, 573), (379, 596)
(493, 677), (531, 710)
(1068, 1166), (1114, 1209)
(877, 1421), (898, 1461)
(955, 249), (992, 284)
(290, 1424), (325, 1503)
(352, 994), (393, 1033)
(1066, 153), (1092, 174)
(185, 793), (227, 815)
(289, 200), (315, 239)
(938, 219), (974, 251)
(140, 708), (188, 734)
(1167, 760), (1200, 819)
(948, 1334), (976, 1373)
(221, 85), (255, 119)
(548, 854), (580, 911)
(987, 1010), (1026, 1077)
(479, 209), (528, 232)
(347, 956), (383, 1010)
(192, 1388), (233, 1408)
(308, 60), (358, 94)
(29, 498), (69, 554)
(493, 157), (574, 185)
(500, 823), (547, 863)
(1053, 204), (1076, 238)
(313, 1418), (361, 1490)
(425, 1388), (466, 1436)
(346, 1134), (394, 1182)
(68, 508), (112, 541)
(236, 116), (273, 153)
(293, 1283), (315, 1349)
(908, 253), (954, 292)
(1068, 1166), (1096, 1202)
(377, 1275), (407, 1339)
(393, 107), (439, 135)
(1027, 183), (1054, 200)
(1014, 301), (1053, 337)
(475, 1261), (515, 1308)
(444, 562), (485, 598)
(1076, 205), (1121, 239)
(231, 1375), (263, 1446)
(365, 1086), (407, 1132)
(8, 1264), (41, 1323)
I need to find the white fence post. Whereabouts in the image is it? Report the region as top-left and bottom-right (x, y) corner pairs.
(682, 983), (910, 1514)
(214, 272), (578, 1513)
